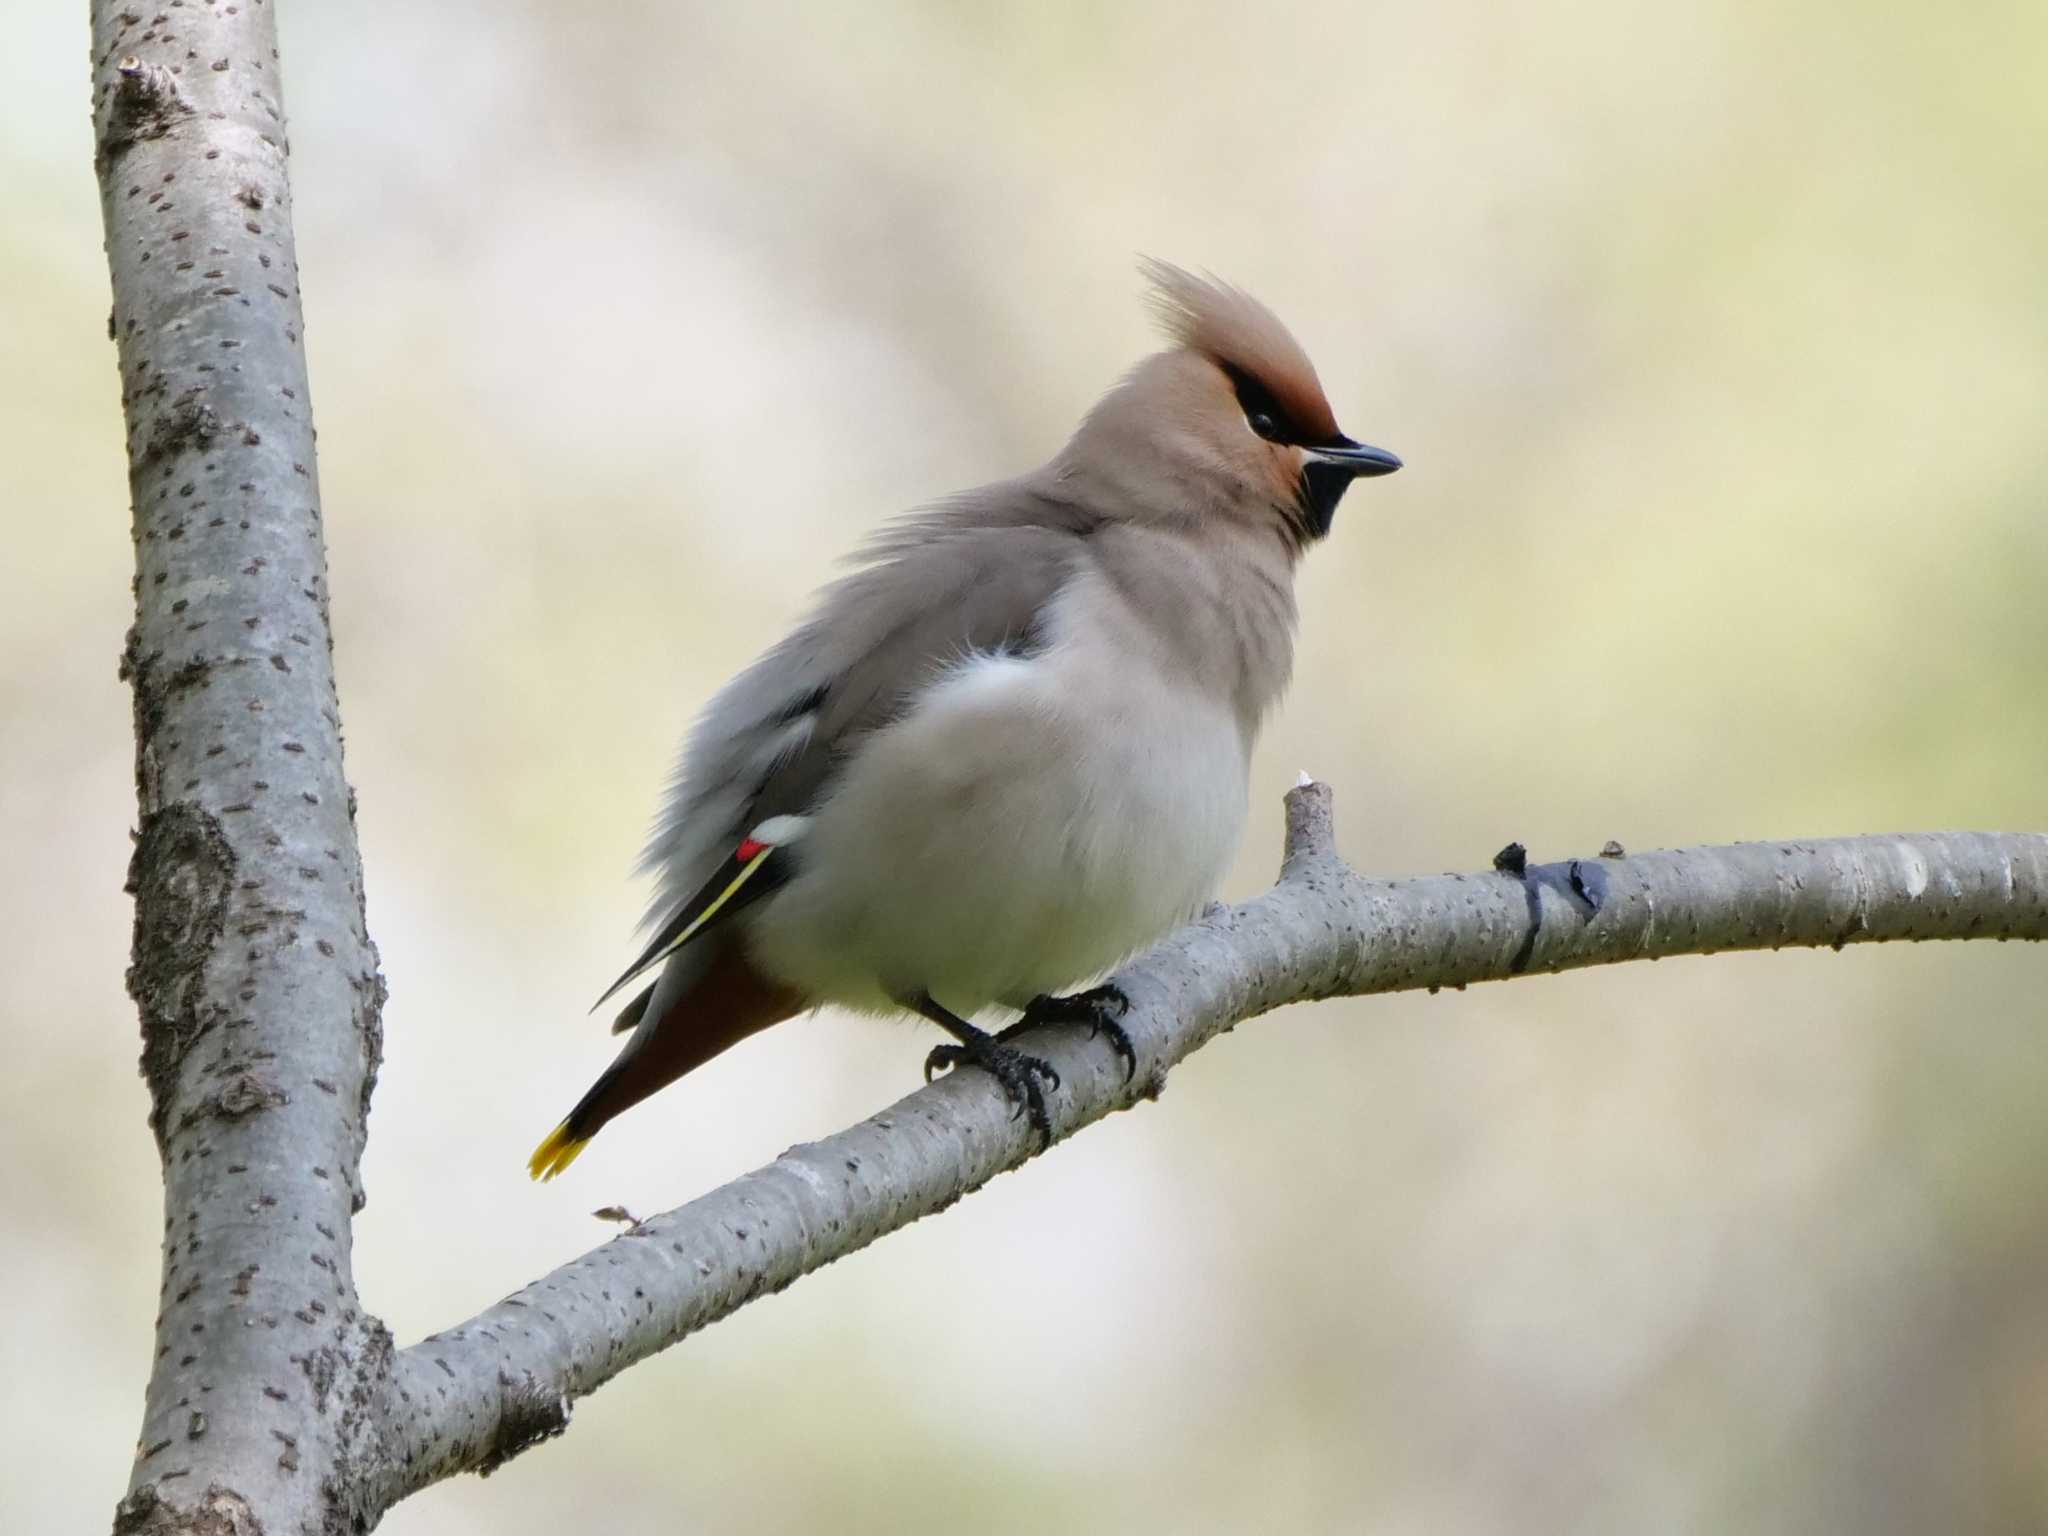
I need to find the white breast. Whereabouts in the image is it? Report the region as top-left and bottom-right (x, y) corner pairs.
(746, 576), (1249, 1016)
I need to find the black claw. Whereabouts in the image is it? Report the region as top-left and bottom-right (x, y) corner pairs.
(1003, 984), (1138, 1084)
(924, 1035), (1060, 1147)
(1094, 1018), (1139, 1084)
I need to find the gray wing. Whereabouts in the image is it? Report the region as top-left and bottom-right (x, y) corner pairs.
(636, 484), (1101, 934)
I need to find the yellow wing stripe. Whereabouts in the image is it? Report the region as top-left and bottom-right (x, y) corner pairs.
(643, 845), (775, 974)
(588, 844), (780, 1015)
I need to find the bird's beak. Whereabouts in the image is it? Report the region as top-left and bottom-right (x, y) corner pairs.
(1306, 435), (1403, 478)
(1297, 433), (1401, 538)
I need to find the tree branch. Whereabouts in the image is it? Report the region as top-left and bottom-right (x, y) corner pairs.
(376, 788), (2048, 1498)
(91, 7), (389, 1533)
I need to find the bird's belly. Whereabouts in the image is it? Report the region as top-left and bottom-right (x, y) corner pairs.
(745, 652), (1247, 1015)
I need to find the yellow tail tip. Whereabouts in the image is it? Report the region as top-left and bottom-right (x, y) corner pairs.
(528, 1121), (590, 1182)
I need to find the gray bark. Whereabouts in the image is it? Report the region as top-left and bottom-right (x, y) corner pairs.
(91, 6), (389, 1534)
(88, 7), (2048, 1532)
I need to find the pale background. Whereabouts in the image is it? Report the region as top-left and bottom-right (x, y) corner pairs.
(6, 2), (2047, 1531)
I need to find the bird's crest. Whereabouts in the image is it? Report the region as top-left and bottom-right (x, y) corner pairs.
(1141, 257), (1338, 443)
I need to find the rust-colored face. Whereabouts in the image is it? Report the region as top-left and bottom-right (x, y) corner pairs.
(1145, 258), (1341, 439)
(1145, 260), (1401, 540)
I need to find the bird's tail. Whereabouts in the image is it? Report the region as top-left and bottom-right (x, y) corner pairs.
(528, 944), (804, 1182)
(528, 1067), (620, 1181)
(528, 1125), (587, 1182)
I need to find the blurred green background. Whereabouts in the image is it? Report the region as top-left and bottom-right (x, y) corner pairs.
(7, 2), (2046, 1530)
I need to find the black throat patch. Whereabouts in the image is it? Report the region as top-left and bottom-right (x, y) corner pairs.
(1298, 460), (1354, 539)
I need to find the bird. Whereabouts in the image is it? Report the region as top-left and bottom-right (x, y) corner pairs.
(529, 260), (1401, 1179)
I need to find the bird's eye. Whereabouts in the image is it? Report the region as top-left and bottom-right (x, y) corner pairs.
(1227, 364), (1292, 443)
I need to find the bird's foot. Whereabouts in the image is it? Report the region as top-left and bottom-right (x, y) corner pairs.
(924, 1025), (1061, 1148)
(1002, 983), (1136, 1084)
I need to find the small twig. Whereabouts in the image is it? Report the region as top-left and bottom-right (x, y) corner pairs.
(97, 55), (193, 167)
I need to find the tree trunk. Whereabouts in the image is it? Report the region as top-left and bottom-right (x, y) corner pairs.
(91, 5), (390, 1531)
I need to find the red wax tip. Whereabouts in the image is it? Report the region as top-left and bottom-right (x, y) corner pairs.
(736, 838), (768, 861)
